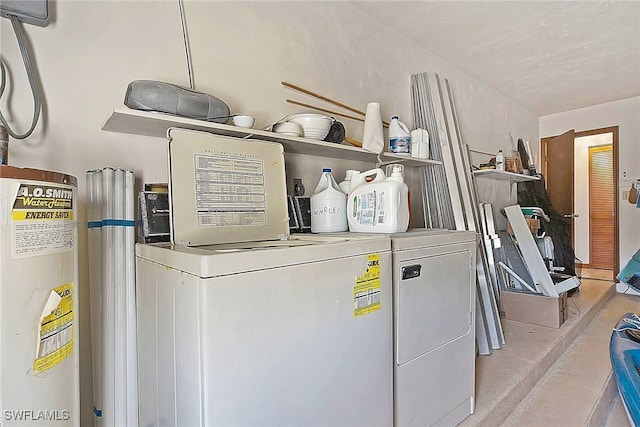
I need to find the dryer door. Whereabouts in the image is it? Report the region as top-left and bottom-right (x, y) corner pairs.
(396, 249), (473, 365)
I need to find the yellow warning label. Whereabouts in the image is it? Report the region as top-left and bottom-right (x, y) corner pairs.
(33, 283), (74, 373)
(354, 254), (382, 317)
(12, 210), (74, 221)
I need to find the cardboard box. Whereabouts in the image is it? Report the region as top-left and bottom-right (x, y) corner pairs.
(506, 218), (540, 235)
(505, 157), (523, 173)
(499, 290), (568, 328)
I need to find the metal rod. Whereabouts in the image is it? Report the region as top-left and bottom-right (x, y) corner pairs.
(178, 0), (194, 89)
(86, 170), (104, 419)
(114, 169), (126, 425)
(124, 170), (138, 427)
(427, 73), (465, 230)
(100, 167), (115, 426)
(475, 298), (492, 355)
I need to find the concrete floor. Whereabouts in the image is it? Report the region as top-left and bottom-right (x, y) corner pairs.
(461, 271), (639, 427)
(580, 268), (615, 282)
(606, 395), (631, 427)
(503, 288), (638, 426)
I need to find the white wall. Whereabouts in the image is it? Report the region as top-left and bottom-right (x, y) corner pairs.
(540, 96), (640, 290)
(1, 2), (539, 425)
(574, 133), (613, 263)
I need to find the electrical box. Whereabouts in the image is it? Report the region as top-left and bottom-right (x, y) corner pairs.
(0, 0), (49, 26)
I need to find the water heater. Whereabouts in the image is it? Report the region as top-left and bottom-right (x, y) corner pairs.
(0, 165), (79, 426)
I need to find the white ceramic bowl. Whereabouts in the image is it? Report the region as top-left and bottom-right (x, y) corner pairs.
(232, 115), (255, 128)
(286, 113), (334, 140)
(272, 121), (303, 137)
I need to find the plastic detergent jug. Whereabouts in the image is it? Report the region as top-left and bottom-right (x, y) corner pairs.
(385, 163), (410, 229)
(388, 116), (411, 155)
(410, 128), (430, 159)
(339, 169), (360, 194)
(310, 168), (348, 233)
(347, 166), (409, 233)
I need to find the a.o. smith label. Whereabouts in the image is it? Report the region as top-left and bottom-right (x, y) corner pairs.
(11, 184), (75, 258)
(13, 185), (73, 210)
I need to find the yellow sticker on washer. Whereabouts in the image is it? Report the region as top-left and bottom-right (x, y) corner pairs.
(354, 254), (381, 317)
(33, 283), (74, 373)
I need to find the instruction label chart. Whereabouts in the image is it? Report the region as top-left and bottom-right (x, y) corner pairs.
(194, 154), (267, 227)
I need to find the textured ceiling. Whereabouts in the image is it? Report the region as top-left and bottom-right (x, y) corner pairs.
(350, 1), (640, 116)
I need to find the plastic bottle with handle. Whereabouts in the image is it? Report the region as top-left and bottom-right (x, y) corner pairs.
(310, 168), (348, 233)
(339, 169), (360, 194)
(388, 116), (411, 155)
(346, 167), (409, 233)
(385, 164), (410, 230)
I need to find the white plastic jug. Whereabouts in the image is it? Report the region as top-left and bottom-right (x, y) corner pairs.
(338, 169), (360, 194)
(310, 168), (348, 233)
(346, 167), (409, 233)
(386, 163), (408, 186)
(388, 115), (411, 155)
(385, 163), (410, 229)
(410, 128), (430, 159)
(348, 168), (386, 193)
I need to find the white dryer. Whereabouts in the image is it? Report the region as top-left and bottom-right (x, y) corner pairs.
(391, 230), (477, 426)
(303, 229), (478, 426)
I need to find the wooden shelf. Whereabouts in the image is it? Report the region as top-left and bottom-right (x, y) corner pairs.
(102, 106), (442, 167)
(473, 169), (540, 182)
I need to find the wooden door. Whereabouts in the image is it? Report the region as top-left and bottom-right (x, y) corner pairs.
(541, 129), (576, 244)
(589, 145), (614, 269)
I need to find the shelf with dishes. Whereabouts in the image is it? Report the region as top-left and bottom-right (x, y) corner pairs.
(472, 169), (540, 182)
(101, 106), (441, 167)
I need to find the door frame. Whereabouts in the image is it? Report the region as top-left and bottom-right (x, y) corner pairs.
(541, 126), (619, 278)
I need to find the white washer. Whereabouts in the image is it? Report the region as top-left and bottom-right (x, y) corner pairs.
(136, 234), (394, 427)
(137, 130), (394, 426)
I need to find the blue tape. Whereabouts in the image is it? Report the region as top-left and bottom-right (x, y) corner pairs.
(102, 219), (135, 227)
(87, 221), (102, 229)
